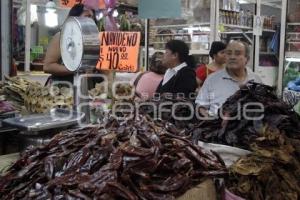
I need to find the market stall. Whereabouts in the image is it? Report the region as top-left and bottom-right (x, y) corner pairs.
(0, 1), (300, 199)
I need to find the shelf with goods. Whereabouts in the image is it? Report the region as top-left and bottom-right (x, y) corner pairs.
(146, 0), (214, 66)
(150, 20), (212, 65)
(217, 0), (280, 87)
(216, 1), (257, 70)
(253, 1), (281, 88)
(278, 0), (300, 97)
(285, 24), (300, 55)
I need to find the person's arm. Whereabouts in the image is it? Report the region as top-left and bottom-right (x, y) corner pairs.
(43, 33), (73, 76)
(195, 78), (211, 117)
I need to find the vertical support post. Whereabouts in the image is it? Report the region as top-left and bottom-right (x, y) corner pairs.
(277, 0), (287, 96)
(25, 0), (31, 73)
(144, 19), (149, 70)
(1, 0), (12, 80)
(254, 0), (261, 73)
(210, 0), (217, 42)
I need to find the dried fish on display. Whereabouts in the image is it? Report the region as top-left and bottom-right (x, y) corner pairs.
(115, 83), (133, 98)
(88, 82), (106, 98)
(24, 84), (73, 113)
(227, 125), (300, 200)
(138, 94), (199, 138)
(0, 76), (40, 111)
(193, 82), (300, 149)
(0, 114), (227, 200)
(0, 76), (74, 114)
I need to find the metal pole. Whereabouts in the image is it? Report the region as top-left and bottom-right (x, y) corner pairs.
(25, 0), (31, 73)
(254, 0), (261, 73)
(144, 19), (149, 70)
(212, 0), (218, 41)
(1, 0), (12, 80)
(277, 0), (287, 96)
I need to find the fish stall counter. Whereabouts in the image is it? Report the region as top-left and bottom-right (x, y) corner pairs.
(1, 16), (105, 151)
(1, 108), (85, 152)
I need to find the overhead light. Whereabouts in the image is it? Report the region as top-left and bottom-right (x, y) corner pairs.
(239, 0), (251, 4)
(45, 0), (57, 27)
(45, 12), (58, 27)
(45, 0), (56, 12)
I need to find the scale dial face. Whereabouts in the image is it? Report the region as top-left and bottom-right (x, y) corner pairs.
(60, 17), (84, 72)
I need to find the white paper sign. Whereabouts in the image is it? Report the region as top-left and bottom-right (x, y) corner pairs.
(253, 15), (263, 36)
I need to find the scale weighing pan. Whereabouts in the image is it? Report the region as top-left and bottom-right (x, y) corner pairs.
(3, 108), (84, 132)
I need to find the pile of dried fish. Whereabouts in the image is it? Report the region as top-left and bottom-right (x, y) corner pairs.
(227, 125), (300, 200)
(115, 83), (133, 98)
(139, 94), (198, 134)
(0, 76), (38, 111)
(24, 84), (73, 113)
(88, 82), (106, 98)
(193, 82), (300, 148)
(0, 115), (227, 200)
(0, 76), (74, 113)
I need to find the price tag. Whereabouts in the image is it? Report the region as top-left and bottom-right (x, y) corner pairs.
(96, 32), (141, 72)
(60, 0), (105, 9)
(99, 0), (105, 9)
(60, 0), (81, 7)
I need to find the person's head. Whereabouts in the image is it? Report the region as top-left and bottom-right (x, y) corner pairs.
(149, 52), (166, 74)
(209, 41), (227, 65)
(162, 40), (195, 68)
(68, 3), (95, 20)
(225, 40), (250, 70)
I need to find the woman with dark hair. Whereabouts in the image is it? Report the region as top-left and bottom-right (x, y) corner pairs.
(43, 3), (95, 84)
(156, 40), (197, 98)
(132, 52), (166, 100)
(196, 41), (227, 87)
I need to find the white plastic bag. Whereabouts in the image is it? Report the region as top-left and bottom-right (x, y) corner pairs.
(198, 141), (251, 167)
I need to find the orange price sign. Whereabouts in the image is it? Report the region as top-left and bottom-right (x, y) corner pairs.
(60, 0), (106, 9)
(99, 0), (105, 9)
(96, 32), (141, 72)
(60, 0), (81, 8)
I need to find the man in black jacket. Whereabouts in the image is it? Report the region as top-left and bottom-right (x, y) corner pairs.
(156, 40), (197, 99)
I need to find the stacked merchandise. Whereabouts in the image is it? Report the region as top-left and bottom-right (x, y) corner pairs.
(0, 76), (34, 112)
(227, 125), (300, 200)
(191, 82), (300, 199)
(1, 80), (300, 199)
(0, 114), (227, 199)
(193, 82), (300, 149)
(0, 76), (73, 114)
(138, 82), (300, 199)
(24, 84), (73, 113)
